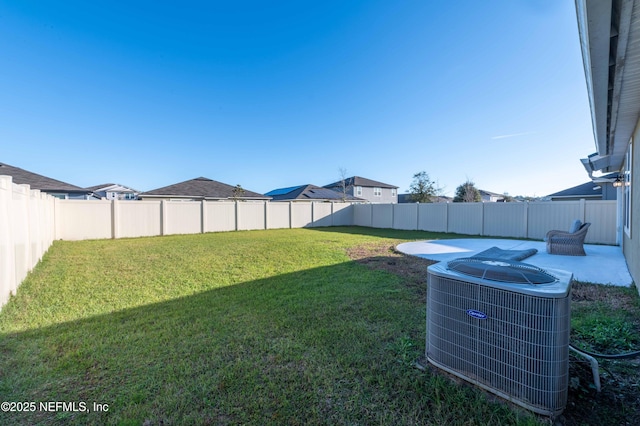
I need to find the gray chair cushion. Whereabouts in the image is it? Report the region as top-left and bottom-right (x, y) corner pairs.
(569, 219), (582, 233)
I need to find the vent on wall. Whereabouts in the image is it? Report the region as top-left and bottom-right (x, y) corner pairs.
(426, 259), (573, 416)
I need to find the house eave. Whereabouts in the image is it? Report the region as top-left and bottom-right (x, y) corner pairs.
(577, 0), (639, 174)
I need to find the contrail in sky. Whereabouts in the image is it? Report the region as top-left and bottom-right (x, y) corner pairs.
(491, 132), (536, 140)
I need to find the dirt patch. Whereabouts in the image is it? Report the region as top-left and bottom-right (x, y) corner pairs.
(346, 241), (434, 298)
(347, 241), (640, 426)
(571, 281), (639, 311)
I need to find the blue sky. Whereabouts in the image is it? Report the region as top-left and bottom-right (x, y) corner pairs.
(1, 0), (595, 197)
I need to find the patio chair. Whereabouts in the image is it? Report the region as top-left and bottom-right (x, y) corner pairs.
(545, 220), (591, 256)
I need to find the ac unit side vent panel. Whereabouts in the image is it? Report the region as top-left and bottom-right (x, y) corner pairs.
(426, 264), (571, 417)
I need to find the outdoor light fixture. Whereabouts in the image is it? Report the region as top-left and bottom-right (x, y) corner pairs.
(612, 175), (624, 187)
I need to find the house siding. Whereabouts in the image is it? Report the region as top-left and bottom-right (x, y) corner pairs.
(623, 130), (639, 293)
(353, 186), (397, 204)
(601, 184), (618, 201)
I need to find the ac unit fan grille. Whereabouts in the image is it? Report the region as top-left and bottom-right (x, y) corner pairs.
(447, 258), (557, 284)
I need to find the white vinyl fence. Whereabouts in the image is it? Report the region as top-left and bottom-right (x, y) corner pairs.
(0, 176), (56, 309)
(1, 190), (617, 310)
(55, 200), (354, 241)
(352, 200), (617, 245)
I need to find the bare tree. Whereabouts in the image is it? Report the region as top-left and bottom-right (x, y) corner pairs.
(338, 167), (349, 202)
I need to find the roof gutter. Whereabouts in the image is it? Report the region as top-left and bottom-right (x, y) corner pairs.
(576, 0), (612, 156)
(577, 0), (635, 176)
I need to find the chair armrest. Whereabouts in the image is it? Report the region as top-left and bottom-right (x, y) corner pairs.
(546, 229), (571, 240)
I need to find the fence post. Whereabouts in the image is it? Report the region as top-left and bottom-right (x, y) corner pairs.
(352, 204), (357, 226)
(391, 204), (396, 229)
(201, 201), (207, 234)
(289, 201), (293, 228)
(235, 201), (239, 231)
(370, 204), (373, 228)
(54, 198), (60, 240)
(161, 200), (168, 236)
(331, 202), (335, 227)
(29, 190), (42, 265)
(579, 198), (586, 223)
(524, 202), (529, 239)
(445, 202), (450, 233)
(111, 199), (119, 239)
(264, 201), (268, 230)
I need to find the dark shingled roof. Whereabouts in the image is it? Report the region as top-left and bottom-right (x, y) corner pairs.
(0, 162), (88, 193)
(324, 176), (398, 189)
(266, 184), (365, 201)
(547, 181), (602, 198)
(140, 177), (269, 200)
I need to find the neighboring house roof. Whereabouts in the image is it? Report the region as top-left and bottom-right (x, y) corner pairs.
(324, 176), (398, 189)
(479, 189), (505, 201)
(140, 177), (269, 200)
(0, 162), (89, 194)
(547, 173), (619, 200)
(479, 189), (503, 197)
(85, 183), (116, 191)
(266, 184), (365, 202)
(86, 183), (139, 193)
(547, 182), (603, 200)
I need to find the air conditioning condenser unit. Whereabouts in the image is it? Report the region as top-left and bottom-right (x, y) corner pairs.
(426, 258), (572, 416)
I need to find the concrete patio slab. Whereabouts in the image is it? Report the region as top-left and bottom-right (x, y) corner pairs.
(396, 239), (633, 287)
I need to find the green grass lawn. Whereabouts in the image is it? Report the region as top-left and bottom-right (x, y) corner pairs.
(2, 226), (636, 425)
(0, 227), (542, 425)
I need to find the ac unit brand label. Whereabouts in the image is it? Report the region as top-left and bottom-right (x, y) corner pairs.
(466, 309), (488, 319)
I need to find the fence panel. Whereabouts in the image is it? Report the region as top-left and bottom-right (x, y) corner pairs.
(331, 203), (353, 226)
(118, 201), (162, 238)
(13, 186), (32, 287)
(371, 204), (393, 229)
(1, 176), (56, 310)
(353, 204), (372, 227)
(38, 192), (56, 255)
(205, 202), (236, 232)
(267, 203), (290, 229)
(393, 204), (418, 230)
(291, 203), (312, 228)
(56, 200), (112, 240)
(527, 201), (582, 240)
(585, 200), (617, 244)
(238, 202), (266, 231)
(311, 203), (333, 227)
(483, 202), (527, 238)
(26, 190), (43, 269)
(165, 201), (202, 235)
(447, 203), (483, 235)
(0, 177), (16, 308)
(417, 203), (448, 232)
